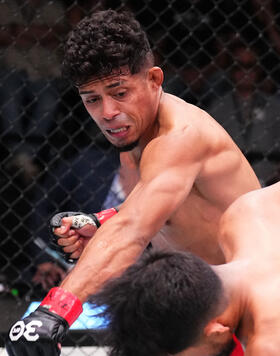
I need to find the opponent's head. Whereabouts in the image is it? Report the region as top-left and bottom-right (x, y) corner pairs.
(63, 10), (163, 151)
(92, 250), (233, 356)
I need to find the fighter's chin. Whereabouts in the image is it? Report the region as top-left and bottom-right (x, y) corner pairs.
(114, 140), (139, 152)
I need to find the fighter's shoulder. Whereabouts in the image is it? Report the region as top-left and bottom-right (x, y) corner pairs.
(239, 183), (280, 220)
(229, 182), (280, 214)
(162, 94), (227, 138)
(145, 124), (206, 161)
(221, 187), (264, 224)
(246, 334), (280, 356)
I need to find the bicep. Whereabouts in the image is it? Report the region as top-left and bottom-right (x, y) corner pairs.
(111, 131), (204, 243)
(120, 158), (201, 237)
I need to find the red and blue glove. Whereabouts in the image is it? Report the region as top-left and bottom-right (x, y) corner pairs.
(6, 287), (82, 356)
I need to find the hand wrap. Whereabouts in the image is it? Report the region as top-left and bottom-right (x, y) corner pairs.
(6, 287), (82, 356)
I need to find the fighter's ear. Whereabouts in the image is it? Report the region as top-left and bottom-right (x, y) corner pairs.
(148, 66), (164, 87)
(204, 321), (232, 343)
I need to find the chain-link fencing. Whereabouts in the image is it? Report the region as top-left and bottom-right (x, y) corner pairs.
(1, 0), (280, 354)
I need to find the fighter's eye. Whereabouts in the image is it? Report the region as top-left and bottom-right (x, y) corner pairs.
(86, 97), (99, 104)
(114, 91), (126, 98)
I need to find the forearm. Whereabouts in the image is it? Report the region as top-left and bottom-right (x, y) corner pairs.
(59, 169), (193, 301)
(60, 213), (148, 302)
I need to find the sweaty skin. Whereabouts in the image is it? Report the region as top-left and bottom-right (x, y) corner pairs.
(216, 182), (280, 355)
(55, 66), (260, 302)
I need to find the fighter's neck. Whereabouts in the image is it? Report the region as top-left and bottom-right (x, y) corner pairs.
(213, 262), (250, 339)
(125, 91), (169, 164)
(130, 115), (163, 163)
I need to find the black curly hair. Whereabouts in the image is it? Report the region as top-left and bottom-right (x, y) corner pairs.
(91, 250), (224, 356)
(62, 9), (154, 86)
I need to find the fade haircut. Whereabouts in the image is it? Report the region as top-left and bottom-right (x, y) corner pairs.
(62, 9), (154, 86)
(91, 250), (224, 356)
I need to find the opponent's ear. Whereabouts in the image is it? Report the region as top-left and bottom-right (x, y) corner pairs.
(204, 321), (232, 343)
(148, 66), (164, 88)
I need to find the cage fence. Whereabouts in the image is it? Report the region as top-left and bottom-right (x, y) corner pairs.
(1, 0), (280, 353)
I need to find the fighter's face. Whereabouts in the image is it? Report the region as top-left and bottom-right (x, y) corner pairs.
(79, 68), (161, 150)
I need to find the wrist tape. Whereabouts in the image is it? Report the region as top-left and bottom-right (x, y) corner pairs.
(95, 207), (119, 226)
(40, 287), (83, 326)
(71, 207), (118, 229)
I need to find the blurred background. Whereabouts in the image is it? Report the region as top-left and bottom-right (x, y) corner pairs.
(1, 0), (280, 354)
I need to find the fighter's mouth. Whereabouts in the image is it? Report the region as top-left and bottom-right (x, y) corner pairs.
(106, 127), (128, 134)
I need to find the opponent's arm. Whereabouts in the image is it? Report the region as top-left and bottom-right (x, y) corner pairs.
(60, 130), (206, 302)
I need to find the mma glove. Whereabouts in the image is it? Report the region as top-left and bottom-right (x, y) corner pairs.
(6, 287), (82, 356)
(50, 207), (118, 263)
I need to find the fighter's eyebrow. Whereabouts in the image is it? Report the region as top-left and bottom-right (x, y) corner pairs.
(79, 81), (123, 95)
(106, 81), (122, 89)
(79, 89), (96, 95)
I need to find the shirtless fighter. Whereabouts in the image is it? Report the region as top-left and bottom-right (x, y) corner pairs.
(91, 181), (280, 355)
(6, 9), (259, 356)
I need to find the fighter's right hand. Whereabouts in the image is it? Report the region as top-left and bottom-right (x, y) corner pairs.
(50, 208), (118, 263)
(50, 211), (98, 263)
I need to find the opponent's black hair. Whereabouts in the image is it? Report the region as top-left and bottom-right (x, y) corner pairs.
(91, 250), (224, 356)
(62, 9), (154, 86)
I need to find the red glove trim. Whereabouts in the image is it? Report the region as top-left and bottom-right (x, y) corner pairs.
(40, 287), (83, 326)
(95, 207), (118, 225)
(231, 334), (244, 356)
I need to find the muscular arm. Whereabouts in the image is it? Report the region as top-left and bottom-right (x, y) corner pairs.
(60, 130), (205, 302)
